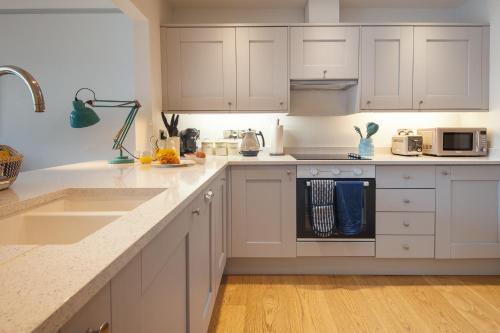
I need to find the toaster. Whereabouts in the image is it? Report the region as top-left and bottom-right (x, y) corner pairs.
(391, 130), (423, 156)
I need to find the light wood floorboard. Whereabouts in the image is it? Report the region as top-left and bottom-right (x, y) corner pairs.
(208, 275), (500, 333)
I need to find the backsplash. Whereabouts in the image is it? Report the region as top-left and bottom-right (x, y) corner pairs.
(166, 112), (465, 150)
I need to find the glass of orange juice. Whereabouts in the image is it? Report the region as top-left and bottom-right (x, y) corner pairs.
(139, 151), (153, 164)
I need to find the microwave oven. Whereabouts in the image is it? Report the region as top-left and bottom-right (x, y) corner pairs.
(417, 128), (488, 156)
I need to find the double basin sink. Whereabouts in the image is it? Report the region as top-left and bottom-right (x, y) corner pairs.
(0, 188), (164, 246)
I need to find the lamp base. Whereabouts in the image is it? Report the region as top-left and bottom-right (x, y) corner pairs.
(109, 155), (135, 164)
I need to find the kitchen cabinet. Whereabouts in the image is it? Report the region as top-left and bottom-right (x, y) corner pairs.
(60, 283), (111, 333)
(361, 26), (413, 110)
(413, 26), (488, 110)
(164, 27), (236, 111)
(231, 166), (296, 257)
(212, 173), (227, 294)
(436, 166), (500, 259)
(189, 191), (215, 333)
(290, 26), (359, 79)
(236, 27), (288, 111)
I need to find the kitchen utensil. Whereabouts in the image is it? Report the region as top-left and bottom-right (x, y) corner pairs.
(354, 126), (363, 138)
(240, 129), (265, 157)
(161, 112), (180, 137)
(180, 128), (200, 155)
(366, 122), (379, 139)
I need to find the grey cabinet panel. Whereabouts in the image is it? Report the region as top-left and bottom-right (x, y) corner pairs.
(231, 166), (296, 257)
(436, 166), (500, 259)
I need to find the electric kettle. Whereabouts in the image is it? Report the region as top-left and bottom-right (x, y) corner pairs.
(240, 129), (265, 156)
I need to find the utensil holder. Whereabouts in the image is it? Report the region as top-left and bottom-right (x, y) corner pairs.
(358, 138), (374, 157)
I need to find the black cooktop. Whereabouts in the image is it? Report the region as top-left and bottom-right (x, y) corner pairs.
(291, 153), (372, 160)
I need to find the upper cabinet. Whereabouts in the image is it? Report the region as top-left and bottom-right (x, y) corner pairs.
(164, 28), (237, 111)
(361, 26), (414, 110)
(290, 27), (359, 80)
(162, 27), (288, 112)
(413, 26), (488, 110)
(236, 27), (288, 111)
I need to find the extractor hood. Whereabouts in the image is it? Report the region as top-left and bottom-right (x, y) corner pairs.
(290, 79), (358, 91)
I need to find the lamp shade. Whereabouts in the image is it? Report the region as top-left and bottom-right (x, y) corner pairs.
(70, 100), (100, 128)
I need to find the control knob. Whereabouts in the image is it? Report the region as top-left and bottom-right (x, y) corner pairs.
(310, 168), (319, 176)
(353, 168), (363, 176)
(331, 168), (341, 176)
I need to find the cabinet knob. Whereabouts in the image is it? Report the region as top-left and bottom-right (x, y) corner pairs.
(441, 170), (449, 176)
(366, 100), (371, 105)
(228, 101), (232, 108)
(402, 244), (410, 250)
(87, 322), (110, 333)
(403, 221), (410, 227)
(323, 70), (327, 78)
(419, 100), (424, 105)
(280, 101), (284, 107)
(192, 208), (200, 215)
(205, 190), (214, 201)
(287, 170), (293, 175)
(403, 175), (411, 180)
(403, 199), (411, 204)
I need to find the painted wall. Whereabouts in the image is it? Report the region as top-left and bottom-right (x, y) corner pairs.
(0, 12), (134, 170)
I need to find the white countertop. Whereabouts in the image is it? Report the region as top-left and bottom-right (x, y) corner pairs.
(1, 152), (500, 333)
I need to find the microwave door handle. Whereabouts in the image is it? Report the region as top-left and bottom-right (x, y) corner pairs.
(476, 131), (480, 152)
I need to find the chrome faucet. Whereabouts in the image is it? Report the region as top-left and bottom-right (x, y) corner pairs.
(0, 65), (45, 112)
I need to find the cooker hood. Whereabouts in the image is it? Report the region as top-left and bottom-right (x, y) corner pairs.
(290, 79), (358, 91)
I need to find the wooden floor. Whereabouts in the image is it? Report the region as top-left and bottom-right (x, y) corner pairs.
(208, 275), (500, 333)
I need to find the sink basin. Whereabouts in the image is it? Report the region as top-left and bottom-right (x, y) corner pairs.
(0, 188), (165, 245)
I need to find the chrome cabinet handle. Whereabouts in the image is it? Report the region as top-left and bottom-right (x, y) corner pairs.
(403, 221), (410, 227)
(205, 190), (214, 201)
(192, 208), (200, 215)
(87, 322), (110, 333)
(323, 70), (327, 78)
(403, 199), (411, 204)
(402, 244), (410, 250)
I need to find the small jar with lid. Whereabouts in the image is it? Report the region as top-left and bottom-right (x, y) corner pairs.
(201, 140), (215, 155)
(215, 141), (228, 156)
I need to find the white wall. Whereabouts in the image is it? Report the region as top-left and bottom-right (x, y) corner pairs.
(0, 13), (134, 170)
(454, 0), (500, 148)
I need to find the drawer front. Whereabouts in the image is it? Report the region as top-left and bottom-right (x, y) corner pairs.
(376, 212), (435, 235)
(376, 166), (436, 188)
(376, 189), (435, 212)
(376, 235), (435, 258)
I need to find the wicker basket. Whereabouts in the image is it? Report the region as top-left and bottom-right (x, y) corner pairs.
(0, 145), (23, 184)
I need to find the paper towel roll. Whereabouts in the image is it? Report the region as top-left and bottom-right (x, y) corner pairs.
(271, 124), (284, 155)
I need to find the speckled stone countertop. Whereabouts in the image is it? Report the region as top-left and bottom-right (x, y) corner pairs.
(1, 153), (500, 333)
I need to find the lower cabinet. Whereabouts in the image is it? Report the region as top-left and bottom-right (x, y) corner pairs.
(436, 166), (500, 259)
(231, 166), (296, 257)
(61, 172), (228, 333)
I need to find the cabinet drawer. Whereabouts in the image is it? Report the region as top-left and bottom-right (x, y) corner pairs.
(376, 212), (435, 235)
(376, 189), (435, 212)
(376, 235), (435, 258)
(376, 166), (435, 188)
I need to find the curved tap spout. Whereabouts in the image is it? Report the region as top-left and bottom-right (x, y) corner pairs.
(0, 65), (45, 112)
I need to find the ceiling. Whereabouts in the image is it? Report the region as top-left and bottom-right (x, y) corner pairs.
(167, 0), (467, 9)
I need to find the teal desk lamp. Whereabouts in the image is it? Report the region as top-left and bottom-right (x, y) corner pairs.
(70, 88), (141, 164)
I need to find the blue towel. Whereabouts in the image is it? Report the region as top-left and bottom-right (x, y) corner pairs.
(335, 181), (364, 235)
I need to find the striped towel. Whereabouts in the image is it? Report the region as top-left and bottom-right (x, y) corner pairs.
(310, 180), (335, 237)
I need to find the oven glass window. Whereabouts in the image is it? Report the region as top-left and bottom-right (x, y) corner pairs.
(443, 132), (473, 151)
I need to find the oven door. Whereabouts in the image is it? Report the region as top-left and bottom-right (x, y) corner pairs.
(296, 178), (375, 240)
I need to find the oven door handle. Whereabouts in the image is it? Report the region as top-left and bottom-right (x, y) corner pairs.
(306, 181), (370, 187)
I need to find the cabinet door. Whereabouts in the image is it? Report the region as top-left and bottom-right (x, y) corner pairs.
(212, 174), (227, 294)
(60, 284), (111, 333)
(231, 166), (296, 257)
(414, 27), (483, 110)
(236, 27), (288, 111)
(164, 27), (236, 111)
(361, 26), (413, 110)
(291, 27), (359, 79)
(436, 166), (500, 259)
(189, 194), (214, 333)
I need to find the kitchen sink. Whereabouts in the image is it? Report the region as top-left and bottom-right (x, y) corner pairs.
(0, 188), (165, 245)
